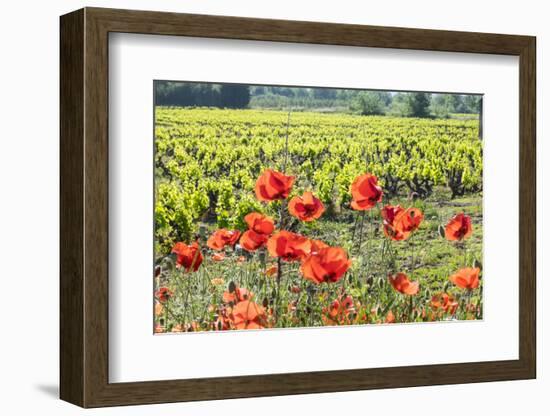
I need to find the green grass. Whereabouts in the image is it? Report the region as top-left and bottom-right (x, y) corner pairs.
(155, 188), (482, 332)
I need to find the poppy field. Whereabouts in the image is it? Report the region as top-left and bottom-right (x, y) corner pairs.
(154, 107), (483, 333)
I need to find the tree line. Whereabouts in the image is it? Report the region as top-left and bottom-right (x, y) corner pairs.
(155, 82), (251, 109)
(155, 81), (481, 118)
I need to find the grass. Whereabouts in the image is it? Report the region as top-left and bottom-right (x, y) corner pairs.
(154, 187), (483, 333)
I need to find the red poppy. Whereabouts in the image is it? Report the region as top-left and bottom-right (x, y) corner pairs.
(310, 239), (329, 254)
(381, 205), (423, 241)
(239, 230), (268, 252)
(156, 287), (173, 303)
(445, 213), (473, 241)
(288, 191), (325, 222)
(265, 264), (278, 277)
(213, 307), (232, 331)
(449, 267), (480, 290)
(388, 273), (419, 295)
(255, 169), (295, 202)
(223, 285), (252, 304)
(350, 173), (383, 210)
(301, 246), (352, 284)
(381, 205), (407, 240)
(171, 241), (204, 272)
(323, 295), (355, 325)
(397, 207), (424, 233)
(211, 252), (225, 262)
(267, 231), (312, 261)
(207, 229), (241, 251)
(231, 300), (267, 329)
(244, 212), (275, 235)
(430, 293), (459, 314)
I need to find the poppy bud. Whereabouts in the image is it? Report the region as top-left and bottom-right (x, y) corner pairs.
(228, 281), (236, 293)
(473, 259), (483, 271)
(161, 255), (175, 271)
(198, 223), (207, 240)
(258, 250), (266, 267)
(438, 224), (446, 238)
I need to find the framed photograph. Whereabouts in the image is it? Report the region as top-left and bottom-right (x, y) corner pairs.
(60, 7), (536, 408)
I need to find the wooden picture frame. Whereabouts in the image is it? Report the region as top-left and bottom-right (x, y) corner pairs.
(60, 7), (536, 408)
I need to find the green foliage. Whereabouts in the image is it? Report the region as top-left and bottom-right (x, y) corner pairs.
(351, 91), (390, 115)
(155, 81), (250, 108)
(155, 108), (482, 253)
(220, 84), (251, 109)
(430, 94), (481, 118)
(389, 92), (431, 118)
(155, 192), (484, 331)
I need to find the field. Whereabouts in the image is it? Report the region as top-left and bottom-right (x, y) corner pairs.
(154, 107), (483, 332)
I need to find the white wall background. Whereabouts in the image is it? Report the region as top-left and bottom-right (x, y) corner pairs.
(0, 1), (545, 414)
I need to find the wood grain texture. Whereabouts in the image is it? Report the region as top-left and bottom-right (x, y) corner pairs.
(59, 8), (85, 407)
(59, 7), (537, 408)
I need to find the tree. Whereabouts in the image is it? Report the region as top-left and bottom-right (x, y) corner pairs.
(351, 91), (390, 115)
(430, 94), (453, 118)
(463, 95), (481, 114)
(220, 84), (251, 108)
(312, 88), (336, 100)
(407, 92), (431, 118)
(388, 93), (411, 117)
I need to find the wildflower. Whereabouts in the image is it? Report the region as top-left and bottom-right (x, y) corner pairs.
(350, 173), (383, 210)
(267, 231), (312, 261)
(388, 273), (419, 295)
(323, 295), (355, 325)
(255, 169), (295, 202)
(211, 252), (225, 262)
(449, 267), (480, 290)
(265, 264), (278, 277)
(445, 213), (473, 241)
(301, 246), (351, 284)
(207, 229), (241, 250)
(155, 287), (173, 302)
(385, 310), (396, 323)
(171, 241), (203, 272)
(381, 205), (423, 241)
(231, 300), (267, 329)
(244, 212), (275, 235)
(223, 284), (252, 305)
(240, 230), (269, 252)
(431, 293), (459, 314)
(288, 191), (325, 222)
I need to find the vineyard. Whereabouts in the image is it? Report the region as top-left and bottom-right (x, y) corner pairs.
(154, 107), (483, 332)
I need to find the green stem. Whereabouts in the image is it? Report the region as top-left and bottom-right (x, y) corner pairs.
(357, 211), (366, 254)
